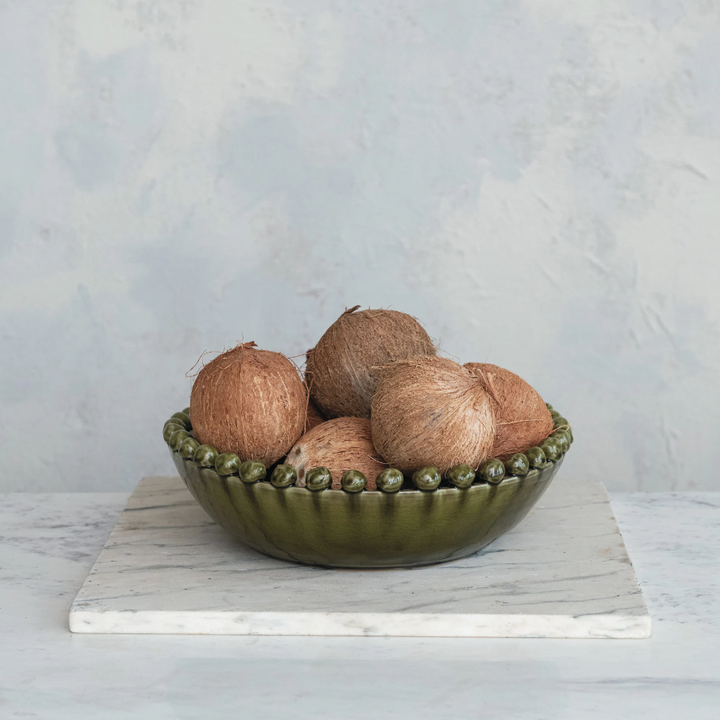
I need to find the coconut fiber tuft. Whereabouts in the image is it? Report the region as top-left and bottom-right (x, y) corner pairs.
(302, 353), (327, 432)
(464, 363), (554, 460)
(190, 343), (306, 466)
(287, 417), (386, 490)
(304, 397), (326, 432)
(371, 356), (495, 474)
(306, 306), (436, 420)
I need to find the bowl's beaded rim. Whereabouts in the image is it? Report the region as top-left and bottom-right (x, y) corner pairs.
(163, 404), (573, 493)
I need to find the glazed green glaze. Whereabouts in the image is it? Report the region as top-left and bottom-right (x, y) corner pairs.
(552, 430), (570, 454)
(163, 422), (185, 443)
(504, 453), (529, 477)
(525, 446), (547, 469)
(168, 429), (190, 451)
(270, 464), (297, 488)
(171, 412), (192, 430)
(306, 467), (332, 491)
(193, 444), (218, 468)
(239, 460), (266, 484)
(376, 468), (403, 493)
(179, 437), (200, 459)
(412, 466), (442, 491)
(446, 464), (475, 489)
(479, 459), (505, 485)
(540, 437), (561, 461)
(341, 470), (367, 493)
(215, 453), (241, 476)
(171, 450), (564, 568)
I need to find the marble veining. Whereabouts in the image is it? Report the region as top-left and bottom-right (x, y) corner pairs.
(69, 476), (650, 638)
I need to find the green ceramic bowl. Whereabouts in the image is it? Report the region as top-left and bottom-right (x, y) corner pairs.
(165, 406), (572, 569)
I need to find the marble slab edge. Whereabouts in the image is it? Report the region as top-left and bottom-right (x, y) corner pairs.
(69, 609), (650, 639)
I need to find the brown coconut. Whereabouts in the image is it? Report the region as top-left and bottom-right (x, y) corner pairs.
(305, 397), (326, 432)
(303, 353), (327, 432)
(371, 356), (495, 474)
(306, 306), (436, 420)
(190, 342), (306, 466)
(464, 363), (554, 460)
(287, 417), (387, 490)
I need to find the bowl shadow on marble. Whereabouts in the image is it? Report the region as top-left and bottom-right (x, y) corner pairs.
(170, 451), (564, 569)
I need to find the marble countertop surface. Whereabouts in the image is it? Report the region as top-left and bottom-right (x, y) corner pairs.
(1, 489), (718, 719)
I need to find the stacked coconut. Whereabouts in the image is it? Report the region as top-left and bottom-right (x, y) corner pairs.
(188, 306), (558, 491)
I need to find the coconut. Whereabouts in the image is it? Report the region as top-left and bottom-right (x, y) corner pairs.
(302, 353), (326, 432)
(190, 342), (306, 466)
(287, 417), (386, 490)
(464, 363), (553, 460)
(305, 397), (326, 431)
(371, 356), (495, 474)
(306, 306), (436, 419)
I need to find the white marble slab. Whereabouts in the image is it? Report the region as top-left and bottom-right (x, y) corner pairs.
(69, 475), (650, 638)
(6, 491), (719, 718)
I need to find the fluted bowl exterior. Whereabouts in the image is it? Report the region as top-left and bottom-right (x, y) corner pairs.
(170, 450), (564, 568)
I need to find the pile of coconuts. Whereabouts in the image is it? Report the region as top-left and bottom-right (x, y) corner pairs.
(171, 306), (571, 493)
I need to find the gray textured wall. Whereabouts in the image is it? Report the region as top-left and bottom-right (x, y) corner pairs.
(1, 1), (718, 491)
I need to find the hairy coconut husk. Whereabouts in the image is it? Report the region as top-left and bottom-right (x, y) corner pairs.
(305, 397), (326, 431)
(306, 306), (436, 420)
(464, 363), (554, 460)
(190, 342), (306, 466)
(287, 417), (386, 490)
(302, 355), (326, 432)
(371, 356), (496, 474)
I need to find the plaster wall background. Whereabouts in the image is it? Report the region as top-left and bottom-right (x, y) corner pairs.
(1, 0), (718, 491)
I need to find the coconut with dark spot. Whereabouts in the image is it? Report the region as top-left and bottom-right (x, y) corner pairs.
(287, 417), (386, 490)
(371, 356), (495, 474)
(464, 363), (553, 460)
(305, 306), (436, 419)
(190, 342), (306, 466)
